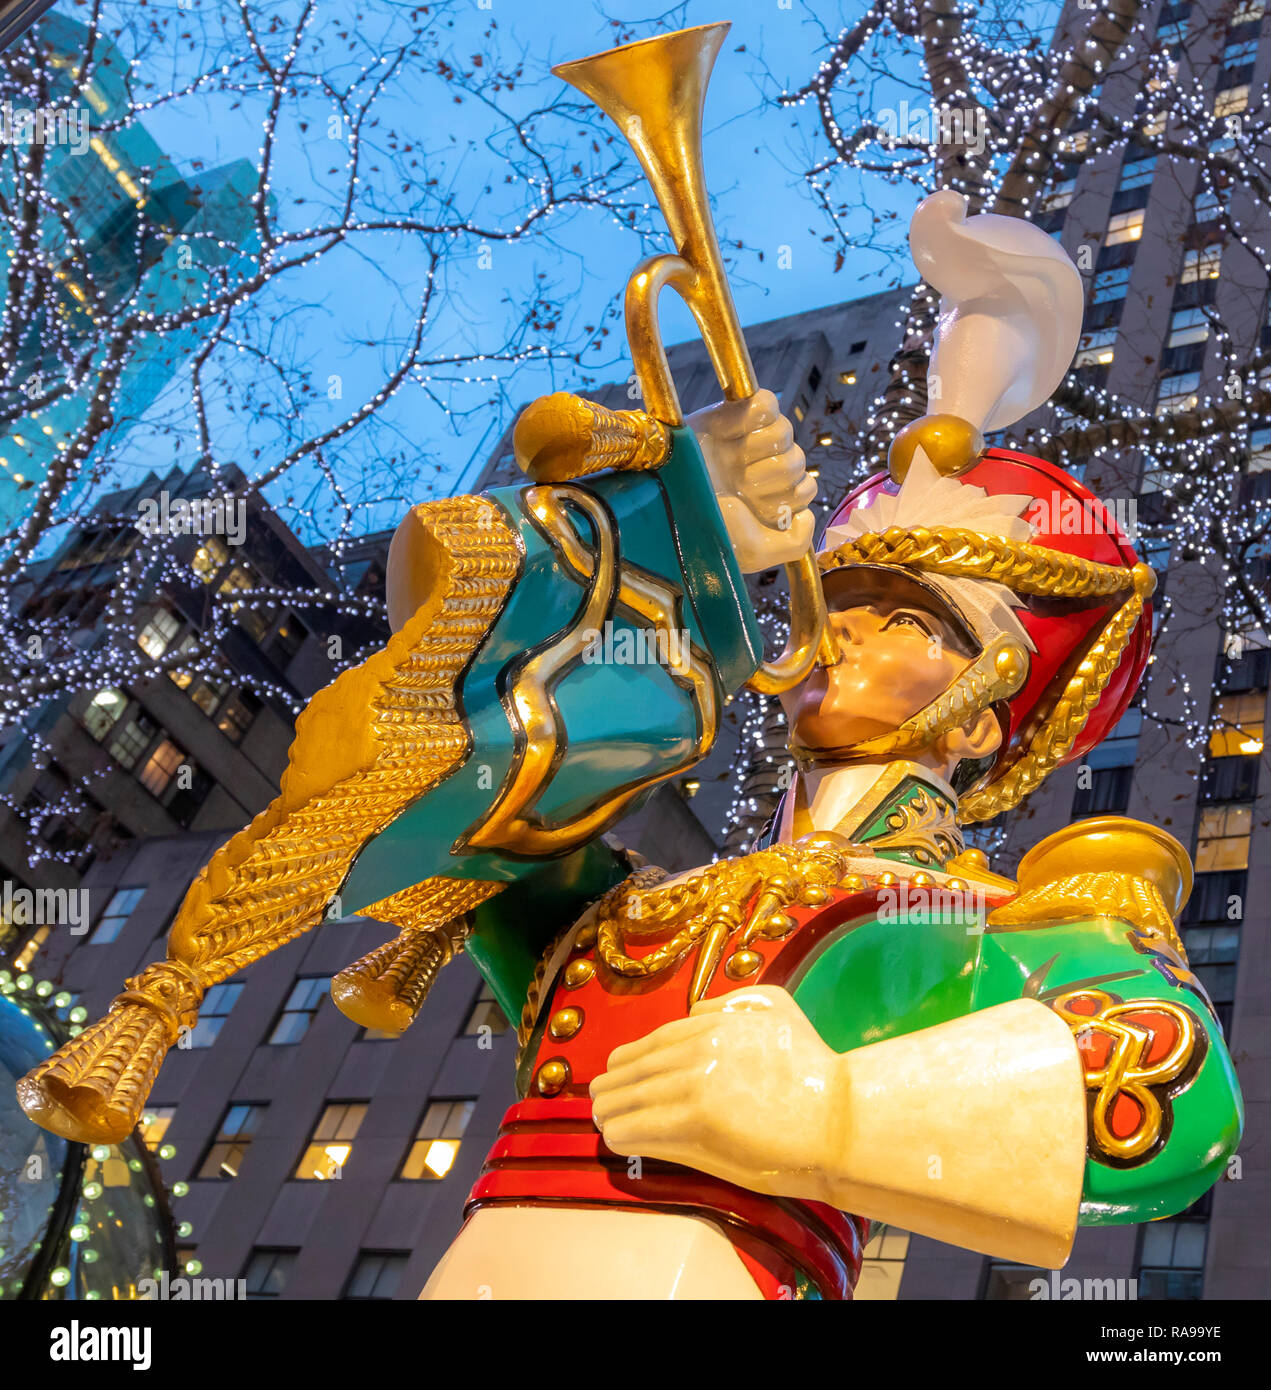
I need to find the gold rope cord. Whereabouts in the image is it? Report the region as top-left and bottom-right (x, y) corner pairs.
(18, 497), (521, 1143)
(816, 525), (1155, 825)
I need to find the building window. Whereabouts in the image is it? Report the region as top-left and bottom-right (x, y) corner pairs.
(1074, 327), (1117, 368)
(12, 924), (50, 971)
(89, 886), (145, 944)
(242, 1248), (298, 1299)
(1092, 266), (1131, 303)
(1072, 764), (1132, 818)
(1214, 84), (1249, 118)
(81, 687), (127, 740)
(838, 369), (857, 386)
(344, 1251), (409, 1300)
(1138, 1216), (1207, 1300)
(268, 976), (332, 1045)
(856, 1226), (910, 1301)
(1041, 176), (1076, 211)
(400, 1099), (475, 1180)
(1250, 426), (1271, 472)
(191, 536), (229, 583)
(1118, 156), (1156, 190)
(792, 394), (809, 422)
(197, 1102), (266, 1179)
(136, 608), (181, 660)
(188, 982), (244, 1047)
(1182, 244), (1222, 283)
(216, 690), (261, 744)
(1209, 692), (1264, 756)
(295, 1101), (367, 1180)
(1168, 307), (1210, 348)
(1105, 210), (1144, 245)
(138, 738), (185, 797)
(1156, 371), (1200, 416)
(140, 1106), (177, 1150)
(983, 1261), (1048, 1300)
(108, 713), (157, 771)
(267, 615), (309, 666)
(807, 364), (822, 391)
(462, 982), (509, 1037)
(1195, 804), (1252, 872)
(1200, 754), (1259, 803)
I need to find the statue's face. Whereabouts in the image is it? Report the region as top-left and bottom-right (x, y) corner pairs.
(786, 581), (978, 753)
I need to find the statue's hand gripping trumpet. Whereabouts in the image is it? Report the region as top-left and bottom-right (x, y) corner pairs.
(18, 23), (1241, 1300)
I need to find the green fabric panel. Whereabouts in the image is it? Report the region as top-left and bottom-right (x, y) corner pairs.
(977, 916), (1244, 1226)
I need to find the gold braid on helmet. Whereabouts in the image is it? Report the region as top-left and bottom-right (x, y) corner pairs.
(816, 525), (1156, 824)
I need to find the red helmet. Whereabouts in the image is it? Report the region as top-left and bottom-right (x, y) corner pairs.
(819, 428), (1154, 822)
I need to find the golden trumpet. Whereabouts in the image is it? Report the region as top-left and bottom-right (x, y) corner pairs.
(553, 22), (834, 692)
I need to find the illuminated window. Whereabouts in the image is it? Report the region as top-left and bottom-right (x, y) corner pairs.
(344, 1251), (409, 1300)
(136, 608), (180, 659)
(1215, 85), (1249, 118)
(400, 1099), (475, 1180)
(81, 687), (127, 740)
(1195, 804), (1252, 872)
(1106, 210), (1144, 245)
(1168, 307), (1210, 348)
(463, 981), (509, 1037)
(217, 691), (261, 744)
(268, 976), (332, 1044)
(838, 370), (857, 386)
(856, 1226), (910, 1300)
(1232, 0), (1265, 22)
(90, 886), (144, 944)
(192, 536), (229, 583)
(1074, 328), (1117, 367)
(1209, 692), (1264, 756)
(198, 1102), (265, 1179)
(12, 925), (50, 971)
(242, 1248), (297, 1299)
(188, 982), (244, 1047)
(1181, 244), (1222, 283)
(296, 1101), (367, 1180)
(140, 1106), (177, 1149)
(138, 738), (185, 796)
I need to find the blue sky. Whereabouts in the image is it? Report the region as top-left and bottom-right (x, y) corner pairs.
(52, 0), (1063, 544)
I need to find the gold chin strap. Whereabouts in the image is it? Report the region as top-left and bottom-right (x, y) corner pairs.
(811, 525), (1157, 823)
(789, 632), (1029, 770)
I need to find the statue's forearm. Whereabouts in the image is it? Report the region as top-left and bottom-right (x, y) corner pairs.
(820, 999), (1087, 1268)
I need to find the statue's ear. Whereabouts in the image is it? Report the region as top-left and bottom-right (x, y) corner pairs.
(941, 708), (1002, 764)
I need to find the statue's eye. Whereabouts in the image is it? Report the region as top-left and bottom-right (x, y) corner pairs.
(884, 611), (929, 634)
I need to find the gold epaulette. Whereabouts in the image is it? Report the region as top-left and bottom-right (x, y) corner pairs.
(986, 816), (1191, 959)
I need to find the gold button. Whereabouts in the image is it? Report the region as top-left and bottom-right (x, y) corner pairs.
(574, 922), (598, 950)
(564, 959), (594, 989)
(946, 877), (967, 891)
(799, 884), (831, 906)
(758, 911), (795, 940)
(878, 872), (898, 888)
(725, 949), (762, 979)
(535, 1058), (570, 1096)
(840, 874), (866, 892)
(549, 1007), (583, 1040)
(912, 872), (934, 888)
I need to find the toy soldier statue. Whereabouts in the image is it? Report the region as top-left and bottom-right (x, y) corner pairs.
(17, 25), (1241, 1302)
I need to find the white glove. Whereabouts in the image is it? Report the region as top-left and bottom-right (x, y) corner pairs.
(590, 984), (1087, 1268)
(687, 389), (818, 573)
